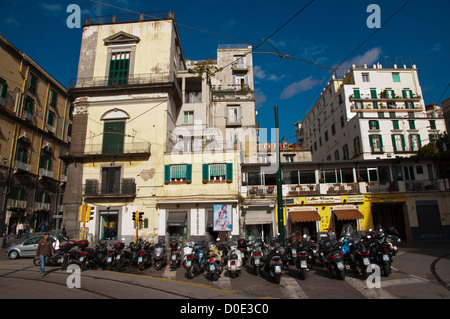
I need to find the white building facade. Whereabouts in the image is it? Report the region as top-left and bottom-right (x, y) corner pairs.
(299, 64), (446, 163)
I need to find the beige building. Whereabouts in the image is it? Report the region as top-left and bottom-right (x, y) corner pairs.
(65, 13), (258, 243)
(0, 34), (71, 235)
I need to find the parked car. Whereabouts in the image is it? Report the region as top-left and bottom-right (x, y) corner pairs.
(6, 235), (69, 259)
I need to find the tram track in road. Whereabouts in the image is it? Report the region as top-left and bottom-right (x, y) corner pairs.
(431, 252), (450, 291)
(0, 264), (222, 299)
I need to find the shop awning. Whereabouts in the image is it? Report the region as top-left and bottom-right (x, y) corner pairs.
(245, 210), (273, 225)
(332, 209), (364, 221)
(289, 210), (321, 223)
(167, 212), (187, 226)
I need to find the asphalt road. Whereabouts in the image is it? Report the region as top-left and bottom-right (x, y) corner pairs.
(1, 237), (450, 301)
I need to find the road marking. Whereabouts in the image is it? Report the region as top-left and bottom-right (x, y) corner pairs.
(345, 277), (398, 299)
(381, 277), (428, 288)
(280, 276), (308, 299)
(213, 272), (233, 291)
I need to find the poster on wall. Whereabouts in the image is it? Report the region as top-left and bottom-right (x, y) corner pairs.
(213, 204), (232, 231)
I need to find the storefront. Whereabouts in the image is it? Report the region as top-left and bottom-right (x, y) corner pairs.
(242, 204), (275, 242)
(285, 194), (371, 239)
(157, 200), (239, 243)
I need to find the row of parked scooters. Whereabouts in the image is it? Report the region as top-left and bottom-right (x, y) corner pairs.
(33, 226), (400, 284)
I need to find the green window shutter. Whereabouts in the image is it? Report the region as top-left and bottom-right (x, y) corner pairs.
(226, 163), (233, 183)
(373, 102), (379, 109)
(401, 135), (405, 150)
(370, 89), (377, 99)
(409, 90), (413, 98)
(391, 90), (396, 98)
(102, 121), (125, 154)
(378, 134), (383, 150)
(391, 135), (397, 152)
(402, 90), (407, 98)
(417, 135), (422, 148)
(353, 89), (360, 98)
(369, 135), (374, 151)
(164, 165), (170, 184)
(0, 82), (7, 98)
(186, 164), (192, 183)
(202, 164), (209, 183)
(392, 73), (400, 82)
(392, 120), (399, 130)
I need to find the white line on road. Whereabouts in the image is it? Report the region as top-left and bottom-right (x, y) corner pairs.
(280, 276), (309, 299)
(345, 277), (398, 299)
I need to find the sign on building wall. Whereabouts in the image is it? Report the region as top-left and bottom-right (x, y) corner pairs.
(213, 204), (232, 231)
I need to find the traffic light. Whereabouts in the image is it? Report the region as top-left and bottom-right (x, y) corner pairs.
(132, 212), (136, 222)
(138, 212), (144, 222)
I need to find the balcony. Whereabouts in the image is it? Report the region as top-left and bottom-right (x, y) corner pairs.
(34, 202), (51, 211)
(83, 178), (136, 198)
(39, 168), (53, 179)
(240, 179), (447, 198)
(13, 160), (31, 172)
(7, 199), (27, 209)
(64, 141), (151, 160)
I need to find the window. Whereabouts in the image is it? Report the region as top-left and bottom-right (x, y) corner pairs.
(101, 167), (121, 194)
(29, 74), (37, 92)
(353, 136), (361, 155)
(392, 73), (400, 82)
(50, 90), (57, 106)
(0, 80), (8, 103)
(408, 120), (416, 130)
(369, 135), (383, 153)
(283, 170), (299, 184)
(362, 73), (370, 82)
(369, 120), (380, 130)
(47, 110), (56, 128)
(392, 134), (405, 152)
(22, 96), (34, 121)
(164, 164), (192, 184)
(370, 89), (377, 99)
(247, 172), (262, 185)
(429, 120), (436, 129)
(15, 146), (28, 164)
(108, 52), (130, 86)
(67, 124), (72, 141)
(409, 134), (421, 151)
(202, 163), (233, 183)
(39, 153), (52, 171)
(354, 101), (363, 109)
(185, 91), (202, 103)
(334, 150), (340, 161)
(331, 123), (336, 135)
(392, 120), (400, 130)
(343, 144), (349, 160)
(340, 115), (345, 128)
(284, 155), (295, 163)
(299, 170), (315, 184)
(385, 90), (395, 99)
(402, 89), (413, 98)
(324, 131), (328, 141)
(405, 102), (414, 109)
(102, 121), (125, 154)
(184, 111), (194, 124)
(353, 89), (361, 98)
(373, 102), (379, 109)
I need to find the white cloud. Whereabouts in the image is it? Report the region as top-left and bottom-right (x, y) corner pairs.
(347, 47), (383, 67)
(280, 76), (320, 100)
(254, 65), (285, 82)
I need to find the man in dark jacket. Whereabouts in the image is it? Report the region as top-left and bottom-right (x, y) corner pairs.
(35, 233), (55, 276)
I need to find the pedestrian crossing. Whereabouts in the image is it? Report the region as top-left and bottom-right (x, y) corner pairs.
(159, 266), (432, 299)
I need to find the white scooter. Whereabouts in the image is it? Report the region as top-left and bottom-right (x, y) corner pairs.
(227, 243), (243, 278)
(182, 242), (194, 268)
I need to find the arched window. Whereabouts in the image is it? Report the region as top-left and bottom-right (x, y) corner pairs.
(101, 109), (129, 154)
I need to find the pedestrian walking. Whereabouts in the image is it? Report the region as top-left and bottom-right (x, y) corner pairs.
(35, 233), (54, 276)
(24, 222), (30, 239)
(17, 221), (24, 238)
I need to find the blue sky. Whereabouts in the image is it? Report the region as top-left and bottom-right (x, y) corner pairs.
(1, 0), (449, 142)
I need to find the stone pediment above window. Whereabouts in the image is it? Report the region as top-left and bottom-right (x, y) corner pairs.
(103, 31), (140, 46)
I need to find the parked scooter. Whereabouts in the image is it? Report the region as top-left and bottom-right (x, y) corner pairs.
(153, 241), (167, 270)
(113, 242), (131, 272)
(237, 238), (248, 265)
(296, 235), (310, 280)
(226, 241), (242, 278)
(319, 233), (345, 280)
(250, 238), (265, 276)
(137, 241), (152, 271)
(286, 234), (299, 265)
(206, 243), (223, 281)
(169, 238), (182, 270)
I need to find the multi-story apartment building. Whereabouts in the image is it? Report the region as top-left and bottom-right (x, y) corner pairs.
(241, 156), (450, 241)
(64, 13), (258, 243)
(298, 64), (446, 162)
(0, 34), (72, 234)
